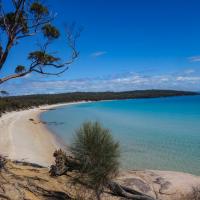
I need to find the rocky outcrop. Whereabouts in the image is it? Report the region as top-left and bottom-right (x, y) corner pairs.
(116, 170), (200, 200)
(0, 159), (118, 200)
(0, 159), (199, 200)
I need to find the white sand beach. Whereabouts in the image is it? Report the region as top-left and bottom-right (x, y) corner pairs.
(0, 102), (84, 167)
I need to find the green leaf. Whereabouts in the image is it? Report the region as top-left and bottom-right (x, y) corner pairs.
(15, 65), (26, 73)
(30, 2), (49, 18)
(28, 51), (60, 64)
(0, 12), (28, 33)
(42, 24), (60, 39)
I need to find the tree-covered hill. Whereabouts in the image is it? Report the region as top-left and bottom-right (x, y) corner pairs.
(0, 90), (198, 116)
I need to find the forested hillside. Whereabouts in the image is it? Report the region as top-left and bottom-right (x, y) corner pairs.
(0, 90), (198, 116)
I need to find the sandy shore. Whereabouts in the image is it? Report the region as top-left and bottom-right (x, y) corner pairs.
(0, 102), (85, 167)
(0, 101), (200, 199)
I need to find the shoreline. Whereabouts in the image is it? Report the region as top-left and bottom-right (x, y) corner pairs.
(0, 101), (87, 167)
(0, 100), (200, 199)
(0, 99), (199, 173)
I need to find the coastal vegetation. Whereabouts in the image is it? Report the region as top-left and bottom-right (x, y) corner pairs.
(0, 157), (199, 200)
(71, 122), (120, 200)
(50, 122), (156, 200)
(49, 121), (120, 199)
(0, 89), (197, 117)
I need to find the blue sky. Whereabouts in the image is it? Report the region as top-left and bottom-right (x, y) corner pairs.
(1, 0), (200, 95)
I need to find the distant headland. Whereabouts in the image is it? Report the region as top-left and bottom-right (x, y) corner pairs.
(0, 89), (198, 117)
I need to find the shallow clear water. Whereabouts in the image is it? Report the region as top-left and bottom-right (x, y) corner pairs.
(41, 95), (200, 175)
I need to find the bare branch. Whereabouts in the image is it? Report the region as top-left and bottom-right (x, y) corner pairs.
(32, 66), (69, 76)
(16, 32), (36, 39)
(0, 1), (81, 85)
(0, 4), (11, 36)
(11, 0), (26, 34)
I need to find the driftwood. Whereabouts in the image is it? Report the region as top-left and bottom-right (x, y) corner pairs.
(50, 149), (157, 200)
(50, 149), (80, 176)
(108, 181), (157, 200)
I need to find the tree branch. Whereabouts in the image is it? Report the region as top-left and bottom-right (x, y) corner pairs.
(0, 38), (14, 71)
(0, 0), (26, 71)
(0, 71), (31, 84)
(0, 1), (81, 85)
(16, 32), (36, 39)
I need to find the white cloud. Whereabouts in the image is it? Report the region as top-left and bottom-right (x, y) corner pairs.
(176, 76), (200, 81)
(188, 56), (200, 62)
(1, 71), (200, 95)
(90, 51), (107, 57)
(184, 69), (195, 74)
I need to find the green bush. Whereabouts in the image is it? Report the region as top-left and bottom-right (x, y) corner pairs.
(71, 121), (120, 200)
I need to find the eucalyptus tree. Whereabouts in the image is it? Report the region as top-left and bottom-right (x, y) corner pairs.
(0, 0), (81, 85)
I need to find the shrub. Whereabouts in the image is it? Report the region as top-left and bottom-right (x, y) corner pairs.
(70, 121), (120, 200)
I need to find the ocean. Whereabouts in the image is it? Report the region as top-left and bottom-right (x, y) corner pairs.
(41, 95), (200, 175)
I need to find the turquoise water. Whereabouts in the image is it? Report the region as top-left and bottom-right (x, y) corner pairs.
(41, 95), (200, 175)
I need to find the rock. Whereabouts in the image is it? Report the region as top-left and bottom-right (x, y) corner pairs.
(116, 170), (200, 200)
(0, 159), (199, 200)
